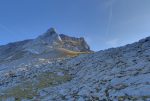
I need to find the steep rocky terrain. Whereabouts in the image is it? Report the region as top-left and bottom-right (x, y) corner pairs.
(60, 34), (90, 52)
(0, 29), (150, 101)
(0, 28), (91, 65)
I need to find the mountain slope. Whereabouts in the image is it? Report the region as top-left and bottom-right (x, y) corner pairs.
(0, 34), (150, 100)
(0, 28), (91, 65)
(38, 36), (150, 101)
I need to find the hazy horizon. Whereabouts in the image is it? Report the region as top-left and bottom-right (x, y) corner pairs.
(0, 0), (150, 51)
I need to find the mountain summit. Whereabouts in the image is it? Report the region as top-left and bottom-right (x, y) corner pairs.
(0, 28), (91, 64)
(37, 28), (62, 45)
(24, 27), (91, 52)
(0, 31), (150, 100)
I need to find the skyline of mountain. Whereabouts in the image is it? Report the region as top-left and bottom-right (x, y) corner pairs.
(1, 0), (150, 51)
(0, 30), (150, 100)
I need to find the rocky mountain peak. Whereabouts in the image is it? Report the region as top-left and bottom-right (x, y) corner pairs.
(33, 28), (62, 47)
(44, 27), (57, 37)
(0, 29), (150, 100)
(47, 27), (56, 32)
(39, 27), (61, 42)
(33, 28), (91, 52)
(0, 27), (92, 60)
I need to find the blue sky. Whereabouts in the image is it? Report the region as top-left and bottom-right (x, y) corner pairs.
(0, 0), (150, 51)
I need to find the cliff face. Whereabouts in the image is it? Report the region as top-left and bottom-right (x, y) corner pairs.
(0, 28), (91, 63)
(60, 34), (90, 52)
(23, 28), (91, 52)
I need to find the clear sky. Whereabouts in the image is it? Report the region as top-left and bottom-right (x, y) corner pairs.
(0, 0), (150, 51)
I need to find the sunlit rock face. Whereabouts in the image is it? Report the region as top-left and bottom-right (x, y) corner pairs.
(24, 28), (91, 53)
(23, 28), (63, 54)
(35, 28), (62, 46)
(60, 34), (90, 52)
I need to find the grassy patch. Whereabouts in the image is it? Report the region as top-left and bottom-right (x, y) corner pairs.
(37, 72), (71, 89)
(0, 71), (72, 100)
(118, 96), (150, 101)
(57, 48), (91, 57)
(1, 83), (36, 100)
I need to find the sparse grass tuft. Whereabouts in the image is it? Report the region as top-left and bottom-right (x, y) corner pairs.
(0, 71), (72, 100)
(57, 48), (91, 57)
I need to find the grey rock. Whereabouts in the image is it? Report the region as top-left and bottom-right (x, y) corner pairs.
(0, 31), (150, 101)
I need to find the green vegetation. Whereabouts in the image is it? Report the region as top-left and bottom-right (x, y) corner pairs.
(118, 96), (150, 101)
(57, 48), (91, 57)
(0, 71), (72, 100)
